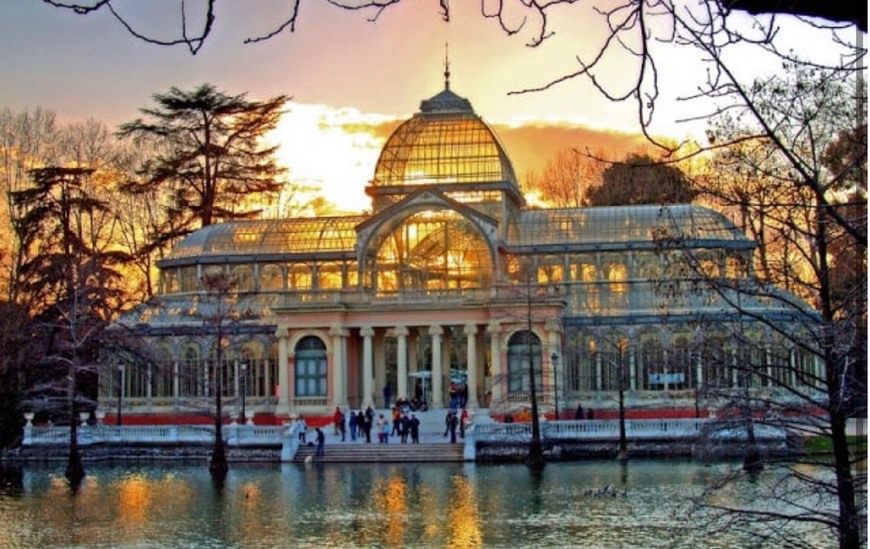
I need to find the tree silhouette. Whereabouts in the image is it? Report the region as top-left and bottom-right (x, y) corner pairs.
(118, 84), (289, 252)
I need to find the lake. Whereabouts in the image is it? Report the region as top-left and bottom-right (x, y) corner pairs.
(0, 459), (834, 548)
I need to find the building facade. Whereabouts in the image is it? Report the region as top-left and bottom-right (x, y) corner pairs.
(109, 84), (816, 424)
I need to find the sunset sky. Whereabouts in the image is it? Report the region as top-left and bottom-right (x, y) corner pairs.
(0, 1), (860, 212)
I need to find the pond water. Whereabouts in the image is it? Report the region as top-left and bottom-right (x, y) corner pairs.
(0, 460), (834, 548)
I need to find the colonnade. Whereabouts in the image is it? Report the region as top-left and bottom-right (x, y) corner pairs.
(275, 319), (563, 416)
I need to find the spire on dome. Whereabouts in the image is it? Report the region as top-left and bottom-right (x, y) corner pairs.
(444, 42), (451, 90)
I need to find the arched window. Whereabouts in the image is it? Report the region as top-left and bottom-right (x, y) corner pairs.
(507, 330), (541, 394)
(295, 336), (327, 397)
(152, 346), (174, 398)
(260, 264), (284, 291)
(179, 343), (203, 397)
(370, 209), (493, 293)
(231, 265), (254, 292)
(640, 338), (665, 391)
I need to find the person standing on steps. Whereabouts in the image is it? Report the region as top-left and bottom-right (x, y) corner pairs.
(349, 411), (358, 441)
(447, 410), (459, 443)
(383, 382), (392, 410)
(315, 427), (325, 457)
(409, 413), (420, 444)
(444, 410), (454, 437)
(459, 407), (469, 439)
(296, 417), (307, 443)
(333, 407), (343, 435)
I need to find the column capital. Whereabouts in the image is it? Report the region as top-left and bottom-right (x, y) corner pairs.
(275, 325), (289, 339)
(428, 324), (443, 337)
(329, 325), (349, 338)
(463, 323), (477, 336)
(486, 321), (501, 334)
(360, 326), (375, 338)
(395, 325), (410, 337)
(544, 320), (561, 333)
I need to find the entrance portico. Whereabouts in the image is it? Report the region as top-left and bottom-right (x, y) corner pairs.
(273, 298), (565, 418)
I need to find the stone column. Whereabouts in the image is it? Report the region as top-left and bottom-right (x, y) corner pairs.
(173, 361), (180, 403)
(464, 324), (479, 410)
(263, 357), (271, 401)
(487, 322), (503, 407)
(276, 326), (290, 415)
(430, 325), (444, 408)
(545, 320), (561, 409)
(361, 326), (375, 409)
(330, 326), (347, 408)
(396, 326), (409, 400)
(627, 327), (638, 391)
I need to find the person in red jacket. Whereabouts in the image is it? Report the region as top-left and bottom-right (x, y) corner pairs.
(333, 406), (343, 435)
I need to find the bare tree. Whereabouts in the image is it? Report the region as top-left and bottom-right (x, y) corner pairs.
(655, 65), (866, 548)
(523, 148), (605, 208)
(195, 269), (251, 480)
(39, 2), (865, 146)
(12, 166), (131, 486)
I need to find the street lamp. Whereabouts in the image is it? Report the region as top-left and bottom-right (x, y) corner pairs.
(117, 363), (124, 426)
(551, 352), (559, 420)
(240, 361), (247, 425)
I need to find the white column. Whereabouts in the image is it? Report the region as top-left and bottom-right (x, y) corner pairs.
(628, 327), (638, 391)
(330, 326), (346, 408)
(263, 357), (271, 400)
(430, 325), (444, 408)
(464, 324), (479, 410)
(545, 320), (560, 409)
(172, 361), (179, 401)
(361, 326), (375, 409)
(595, 348), (603, 391)
(146, 362), (153, 403)
(396, 326), (409, 400)
(276, 326), (290, 414)
(487, 322), (502, 407)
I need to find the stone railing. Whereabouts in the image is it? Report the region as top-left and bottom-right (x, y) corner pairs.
(471, 418), (708, 442)
(23, 423), (288, 447)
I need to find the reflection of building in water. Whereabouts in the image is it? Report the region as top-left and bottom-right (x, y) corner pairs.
(109, 81), (812, 424)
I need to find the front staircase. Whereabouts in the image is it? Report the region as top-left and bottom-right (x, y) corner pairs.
(293, 442), (465, 464)
(293, 409), (470, 463)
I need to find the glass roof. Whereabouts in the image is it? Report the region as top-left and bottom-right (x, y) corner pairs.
(510, 204), (753, 249)
(371, 88), (517, 188)
(165, 216), (367, 260)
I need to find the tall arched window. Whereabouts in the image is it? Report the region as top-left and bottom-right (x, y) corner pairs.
(507, 330), (541, 394)
(180, 343), (203, 397)
(295, 336), (327, 397)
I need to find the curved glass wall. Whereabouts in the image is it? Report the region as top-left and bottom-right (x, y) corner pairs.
(367, 209), (493, 292)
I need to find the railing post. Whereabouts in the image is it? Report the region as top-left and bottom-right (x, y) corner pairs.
(463, 425), (477, 461)
(22, 413), (34, 446)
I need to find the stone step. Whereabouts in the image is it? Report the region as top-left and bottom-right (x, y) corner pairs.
(294, 442), (464, 464)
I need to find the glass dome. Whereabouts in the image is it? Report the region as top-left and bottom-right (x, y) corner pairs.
(371, 88), (518, 188)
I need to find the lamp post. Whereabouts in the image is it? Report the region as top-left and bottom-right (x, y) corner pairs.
(240, 361), (247, 425)
(117, 363), (124, 426)
(551, 352), (559, 420)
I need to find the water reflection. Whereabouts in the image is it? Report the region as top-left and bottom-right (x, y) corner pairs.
(0, 460), (836, 549)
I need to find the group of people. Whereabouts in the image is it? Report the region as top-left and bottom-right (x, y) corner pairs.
(296, 399), (475, 458)
(448, 382), (469, 410)
(325, 405), (422, 444)
(443, 407), (469, 443)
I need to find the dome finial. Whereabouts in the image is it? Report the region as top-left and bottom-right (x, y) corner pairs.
(444, 42), (451, 90)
